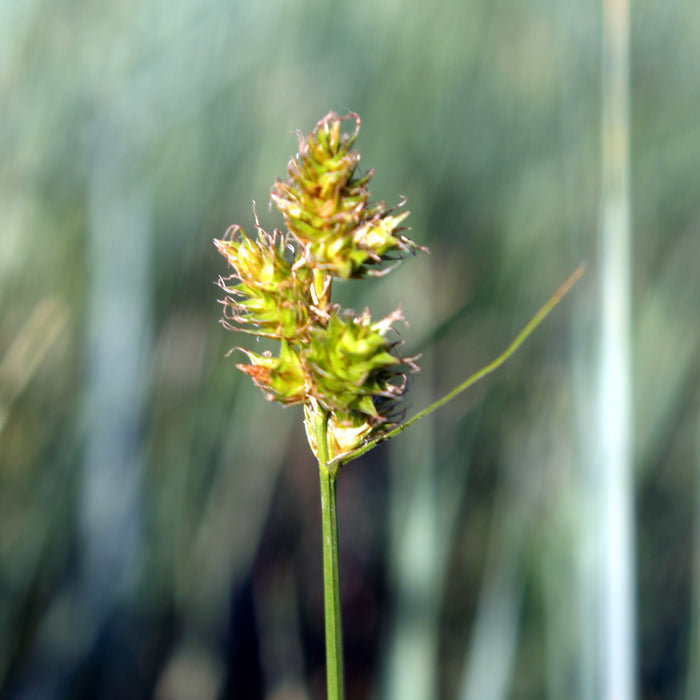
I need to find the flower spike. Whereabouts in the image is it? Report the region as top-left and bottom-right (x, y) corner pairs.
(270, 111), (424, 279)
(215, 112), (424, 461)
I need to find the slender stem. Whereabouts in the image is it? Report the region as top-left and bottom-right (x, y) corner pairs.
(333, 263), (586, 467)
(316, 408), (346, 699)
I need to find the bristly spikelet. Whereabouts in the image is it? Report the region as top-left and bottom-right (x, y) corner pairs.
(270, 112), (423, 279)
(304, 309), (415, 421)
(215, 225), (313, 341)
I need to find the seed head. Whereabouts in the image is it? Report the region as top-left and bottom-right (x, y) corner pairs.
(215, 112), (424, 462)
(270, 112), (422, 279)
(215, 225), (313, 341)
(305, 309), (411, 420)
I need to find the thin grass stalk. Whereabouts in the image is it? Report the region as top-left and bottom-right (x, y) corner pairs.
(334, 264), (586, 468)
(316, 408), (346, 699)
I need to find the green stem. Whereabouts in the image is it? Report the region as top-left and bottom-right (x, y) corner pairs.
(316, 408), (346, 699)
(332, 263), (587, 467)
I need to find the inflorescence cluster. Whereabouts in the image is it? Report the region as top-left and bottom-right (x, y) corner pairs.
(215, 112), (424, 462)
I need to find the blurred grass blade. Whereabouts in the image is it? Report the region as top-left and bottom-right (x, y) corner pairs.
(596, 0), (635, 696)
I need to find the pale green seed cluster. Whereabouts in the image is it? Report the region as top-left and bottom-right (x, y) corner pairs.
(270, 112), (417, 279)
(215, 112), (422, 460)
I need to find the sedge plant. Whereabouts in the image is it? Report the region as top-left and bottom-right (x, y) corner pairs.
(214, 112), (584, 698)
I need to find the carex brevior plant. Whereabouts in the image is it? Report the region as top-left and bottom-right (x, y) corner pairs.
(215, 112), (584, 698)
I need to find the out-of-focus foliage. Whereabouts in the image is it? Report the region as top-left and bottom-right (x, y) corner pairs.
(0, 0), (698, 698)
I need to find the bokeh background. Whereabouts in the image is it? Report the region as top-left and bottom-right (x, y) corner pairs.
(1, 0), (699, 698)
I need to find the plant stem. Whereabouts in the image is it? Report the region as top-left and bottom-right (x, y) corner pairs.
(316, 408), (346, 699)
(332, 263), (587, 467)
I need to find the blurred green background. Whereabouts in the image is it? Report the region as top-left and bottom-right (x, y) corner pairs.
(1, 0), (699, 698)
